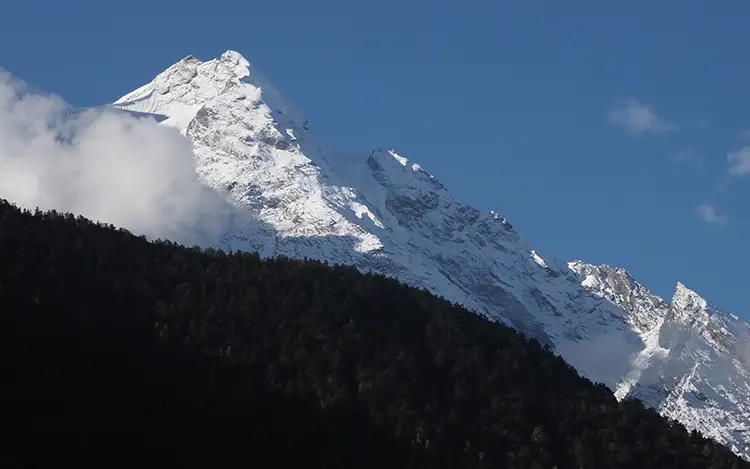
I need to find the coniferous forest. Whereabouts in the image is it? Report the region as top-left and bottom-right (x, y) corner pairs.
(0, 199), (747, 469)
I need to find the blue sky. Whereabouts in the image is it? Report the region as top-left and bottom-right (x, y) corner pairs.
(1, 0), (748, 315)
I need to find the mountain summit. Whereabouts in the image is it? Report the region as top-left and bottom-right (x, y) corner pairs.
(114, 50), (750, 459)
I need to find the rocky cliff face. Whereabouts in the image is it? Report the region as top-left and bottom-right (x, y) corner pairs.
(114, 50), (750, 459)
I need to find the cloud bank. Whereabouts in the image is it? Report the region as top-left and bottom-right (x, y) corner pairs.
(696, 204), (729, 226)
(0, 70), (233, 247)
(608, 99), (675, 135)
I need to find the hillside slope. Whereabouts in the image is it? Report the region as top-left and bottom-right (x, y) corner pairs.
(0, 199), (747, 469)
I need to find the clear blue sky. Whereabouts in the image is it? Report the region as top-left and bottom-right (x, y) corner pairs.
(2, 0), (748, 316)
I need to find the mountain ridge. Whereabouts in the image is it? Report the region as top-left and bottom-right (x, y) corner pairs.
(107, 49), (749, 459)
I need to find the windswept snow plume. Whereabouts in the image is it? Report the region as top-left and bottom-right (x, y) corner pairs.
(0, 70), (232, 246)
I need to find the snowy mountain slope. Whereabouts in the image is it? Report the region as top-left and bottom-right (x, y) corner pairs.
(113, 50), (750, 459)
(571, 266), (750, 458)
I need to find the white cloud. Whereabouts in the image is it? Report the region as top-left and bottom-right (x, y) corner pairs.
(692, 118), (710, 130)
(0, 70), (234, 247)
(607, 99), (675, 135)
(673, 149), (703, 169)
(736, 128), (750, 141)
(728, 146), (750, 177)
(695, 204), (729, 226)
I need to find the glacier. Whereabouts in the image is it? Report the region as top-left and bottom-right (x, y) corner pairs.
(109, 49), (750, 459)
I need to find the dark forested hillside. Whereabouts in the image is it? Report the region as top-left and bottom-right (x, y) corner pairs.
(0, 199), (746, 469)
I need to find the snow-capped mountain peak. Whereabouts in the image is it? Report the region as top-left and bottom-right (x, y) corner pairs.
(114, 50), (303, 137)
(672, 282), (712, 318)
(113, 50), (750, 460)
(220, 49), (249, 67)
